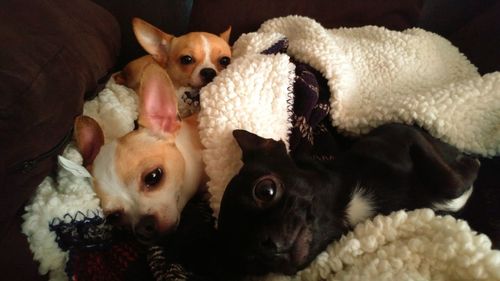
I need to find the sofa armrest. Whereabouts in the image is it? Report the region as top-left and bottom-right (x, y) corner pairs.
(0, 0), (120, 279)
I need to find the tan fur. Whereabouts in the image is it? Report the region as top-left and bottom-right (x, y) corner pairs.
(114, 56), (156, 92)
(74, 17), (228, 237)
(75, 62), (207, 239)
(115, 131), (181, 190)
(115, 131), (186, 232)
(120, 18), (232, 90)
(164, 32), (232, 88)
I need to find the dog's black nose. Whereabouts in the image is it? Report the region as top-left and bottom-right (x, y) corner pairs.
(136, 215), (157, 243)
(200, 68), (216, 83)
(259, 235), (289, 257)
(105, 210), (123, 225)
(261, 237), (279, 252)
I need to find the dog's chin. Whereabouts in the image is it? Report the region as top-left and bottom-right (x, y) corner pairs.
(134, 228), (172, 246)
(188, 76), (214, 89)
(243, 226), (314, 276)
(188, 82), (205, 90)
(135, 232), (159, 246)
(133, 220), (180, 246)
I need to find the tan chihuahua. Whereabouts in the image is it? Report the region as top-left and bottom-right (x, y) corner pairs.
(115, 18), (232, 117)
(75, 62), (206, 244)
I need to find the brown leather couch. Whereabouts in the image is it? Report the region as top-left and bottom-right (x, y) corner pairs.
(0, 0), (498, 280)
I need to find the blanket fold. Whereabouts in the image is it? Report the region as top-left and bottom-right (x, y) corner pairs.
(200, 15), (500, 216)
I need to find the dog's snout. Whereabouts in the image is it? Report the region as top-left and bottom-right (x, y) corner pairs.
(136, 215), (157, 242)
(200, 68), (216, 83)
(261, 237), (279, 252)
(259, 235), (288, 256)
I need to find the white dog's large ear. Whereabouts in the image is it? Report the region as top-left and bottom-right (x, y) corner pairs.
(220, 26), (232, 43)
(74, 116), (105, 167)
(132, 17), (174, 66)
(138, 63), (180, 135)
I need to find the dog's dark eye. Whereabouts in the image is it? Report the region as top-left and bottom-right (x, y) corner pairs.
(219, 56), (231, 67)
(144, 168), (163, 188)
(253, 176), (282, 207)
(180, 55), (194, 65)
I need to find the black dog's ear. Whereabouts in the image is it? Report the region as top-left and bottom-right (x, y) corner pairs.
(232, 130), (287, 161)
(233, 129), (265, 151)
(347, 124), (480, 200)
(409, 137), (480, 199)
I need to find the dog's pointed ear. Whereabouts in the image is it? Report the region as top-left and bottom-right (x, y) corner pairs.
(138, 63), (180, 134)
(347, 124), (480, 200)
(409, 139), (480, 199)
(232, 130), (286, 161)
(220, 26), (232, 43)
(132, 17), (174, 66)
(74, 116), (105, 167)
(113, 72), (127, 85)
(232, 129), (265, 151)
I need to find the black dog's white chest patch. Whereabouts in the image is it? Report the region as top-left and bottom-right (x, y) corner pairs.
(432, 186), (474, 213)
(345, 185), (375, 227)
(344, 185), (474, 228)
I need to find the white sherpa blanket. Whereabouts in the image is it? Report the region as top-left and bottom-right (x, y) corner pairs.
(22, 81), (138, 280)
(198, 15), (500, 217)
(22, 15), (500, 281)
(250, 209), (500, 281)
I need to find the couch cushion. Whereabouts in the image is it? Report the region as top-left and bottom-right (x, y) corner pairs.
(419, 0), (500, 74)
(93, 0), (193, 69)
(188, 0), (423, 43)
(0, 0), (120, 278)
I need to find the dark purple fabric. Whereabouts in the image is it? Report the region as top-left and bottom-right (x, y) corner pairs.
(289, 62), (343, 163)
(261, 41), (345, 164)
(49, 195), (214, 281)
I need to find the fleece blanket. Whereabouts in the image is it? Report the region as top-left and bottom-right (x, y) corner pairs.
(22, 15), (500, 281)
(250, 209), (500, 281)
(199, 16), (500, 217)
(22, 81), (138, 281)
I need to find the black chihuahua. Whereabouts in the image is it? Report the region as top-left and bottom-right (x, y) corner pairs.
(217, 123), (498, 277)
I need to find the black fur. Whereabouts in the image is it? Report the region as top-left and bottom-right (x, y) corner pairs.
(217, 123), (495, 277)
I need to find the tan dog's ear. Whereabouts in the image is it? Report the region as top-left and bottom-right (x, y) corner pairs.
(138, 63), (180, 134)
(113, 72), (126, 85)
(220, 26), (232, 43)
(74, 116), (105, 167)
(132, 17), (174, 66)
